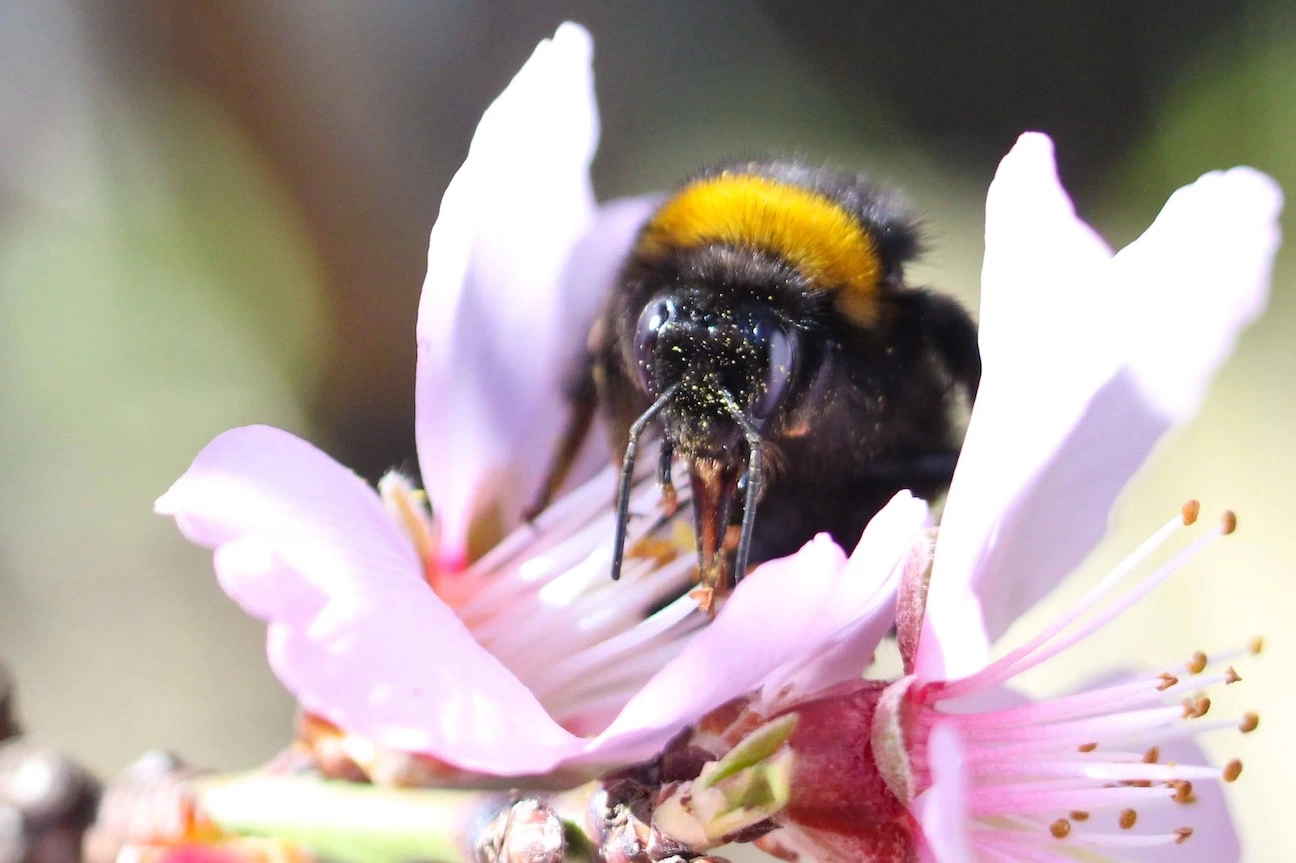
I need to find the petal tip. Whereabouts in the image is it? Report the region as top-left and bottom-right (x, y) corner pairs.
(1012, 130), (1054, 152)
(154, 489), (177, 516)
(1002, 131), (1056, 169)
(1218, 166), (1285, 220)
(552, 21), (593, 60)
(987, 131), (1076, 223)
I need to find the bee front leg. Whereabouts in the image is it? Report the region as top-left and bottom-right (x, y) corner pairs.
(658, 437), (678, 517)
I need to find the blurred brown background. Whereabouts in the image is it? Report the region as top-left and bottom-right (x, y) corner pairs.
(0, 2), (1292, 859)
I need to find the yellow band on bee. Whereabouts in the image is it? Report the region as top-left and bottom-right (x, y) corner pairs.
(636, 173), (882, 325)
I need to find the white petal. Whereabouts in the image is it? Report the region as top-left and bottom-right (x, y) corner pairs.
(766, 492), (929, 698)
(1117, 166), (1280, 420)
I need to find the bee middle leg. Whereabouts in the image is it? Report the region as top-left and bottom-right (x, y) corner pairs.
(861, 450), (961, 489)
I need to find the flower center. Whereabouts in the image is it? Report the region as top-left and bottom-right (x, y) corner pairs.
(780, 680), (920, 863)
(381, 466), (706, 737)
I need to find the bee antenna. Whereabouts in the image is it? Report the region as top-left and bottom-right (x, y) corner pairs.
(720, 390), (764, 587)
(611, 384), (679, 582)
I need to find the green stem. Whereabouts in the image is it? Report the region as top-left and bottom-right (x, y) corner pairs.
(192, 773), (598, 863)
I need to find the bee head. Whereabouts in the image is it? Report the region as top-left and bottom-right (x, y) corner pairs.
(631, 292), (800, 457)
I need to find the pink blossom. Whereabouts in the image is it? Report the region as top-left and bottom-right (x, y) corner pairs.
(897, 135), (1279, 863)
(155, 23), (926, 780)
(740, 136), (1281, 863)
(896, 507), (1257, 863)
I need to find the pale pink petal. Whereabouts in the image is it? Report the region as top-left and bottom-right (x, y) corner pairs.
(917, 134), (1281, 681)
(580, 493), (928, 767)
(766, 493), (930, 698)
(573, 535), (844, 766)
(156, 426), (423, 598)
(156, 425), (583, 774)
(913, 723), (973, 863)
(416, 22), (602, 567)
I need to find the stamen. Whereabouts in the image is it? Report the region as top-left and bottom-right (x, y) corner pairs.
(969, 758), (1222, 784)
(1049, 819), (1071, 839)
(1248, 636), (1264, 655)
(1181, 499), (1200, 525)
(1079, 742), (1097, 753)
(966, 783), (1180, 817)
(1239, 712), (1259, 733)
(995, 524), (1229, 686)
(1069, 811), (1090, 821)
(1176, 827), (1193, 844)
(470, 484), (688, 649)
(1223, 760), (1243, 782)
(477, 556), (635, 658)
(955, 706), (1184, 748)
(460, 465), (693, 623)
(383, 458), (707, 730)
(1142, 747), (1159, 763)
(1119, 809), (1137, 829)
(927, 673), (1193, 731)
(379, 472), (440, 584)
(1225, 666), (1241, 684)
(1221, 510), (1238, 535)
(1038, 829), (1196, 849)
(1170, 643), (1251, 672)
(465, 465), (618, 581)
(544, 638), (693, 719)
(1181, 696), (1210, 719)
(1086, 718), (1241, 751)
(1187, 651), (1208, 674)
(972, 827), (1197, 856)
(526, 591), (699, 699)
(936, 508), (1221, 701)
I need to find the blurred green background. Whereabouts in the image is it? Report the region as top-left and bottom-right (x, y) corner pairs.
(0, 2), (1291, 859)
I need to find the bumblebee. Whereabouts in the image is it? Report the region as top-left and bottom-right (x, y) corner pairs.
(530, 160), (981, 610)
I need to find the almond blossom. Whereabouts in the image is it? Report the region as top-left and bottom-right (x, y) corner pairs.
(155, 23), (924, 782)
(892, 133), (1280, 863)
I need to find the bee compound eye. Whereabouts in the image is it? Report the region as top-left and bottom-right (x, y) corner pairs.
(632, 298), (674, 395)
(752, 318), (799, 422)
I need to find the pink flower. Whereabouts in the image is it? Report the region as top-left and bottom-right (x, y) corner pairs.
(891, 506), (1258, 863)
(155, 23), (925, 780)
(722, 136), (1281, 863)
